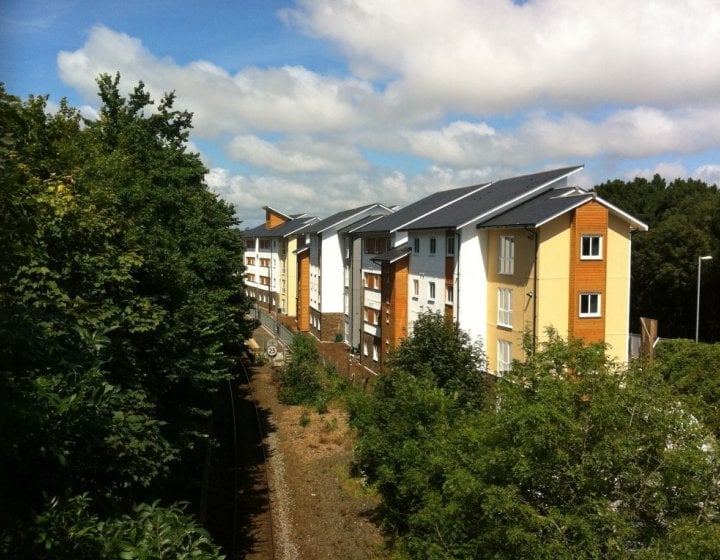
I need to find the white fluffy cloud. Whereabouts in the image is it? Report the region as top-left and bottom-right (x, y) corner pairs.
(55, 3), (720, 224)
(58, 26), (372, 137)
(284, 0), (720, 112)
(226, 134), (369, 173)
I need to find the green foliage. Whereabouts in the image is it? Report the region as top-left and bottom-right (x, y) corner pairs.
(388, 311), (488, 407)
(653, 339), (720, 437)
(34, 494), (224, 559)
(353, 323), (720, 558)
(1, 76), (248, 557)
(278, 334), (347, 411)
(595, 175), (719, 341)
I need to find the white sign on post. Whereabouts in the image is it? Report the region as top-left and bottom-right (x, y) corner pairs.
(266, 340), (278, 357)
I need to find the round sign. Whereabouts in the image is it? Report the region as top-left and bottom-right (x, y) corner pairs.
(266, 345), (277, 357)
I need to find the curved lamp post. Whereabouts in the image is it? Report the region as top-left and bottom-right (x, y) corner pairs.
(696, 255), (713, 342)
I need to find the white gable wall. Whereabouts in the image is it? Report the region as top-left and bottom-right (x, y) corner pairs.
(456, 224), (489, 345)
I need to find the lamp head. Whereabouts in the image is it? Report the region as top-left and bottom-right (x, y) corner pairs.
(700, 255), (713, 261)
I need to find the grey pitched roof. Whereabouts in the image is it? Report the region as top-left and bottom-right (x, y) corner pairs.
(355, 183), (488, 234)
(477, 188), (593, 228)
(370, 244), (412, 264)
(242, 216), (319, 238)
(304, 203), (390, 234)
(337, 214), (388, 233)
(404, 165), (583, 231)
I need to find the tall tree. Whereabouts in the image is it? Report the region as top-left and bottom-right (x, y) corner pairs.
(1, 76), (251, 557)
(352, 324), (720, 558)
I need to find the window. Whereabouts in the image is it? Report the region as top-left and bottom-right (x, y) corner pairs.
(498, 288), (512, 327)
(365, 237), (389, 254)
(446, 236), (455, 256)
(429, 237), (437, 255)
(373, 341), (380, 362)
(499, 236), (514, 275)
(579, 293), (601, 317)
(364, 307), (379, 325)
(363, 340), (369, 356)
(413, 238), (420, 254)
(446, 285), (454, 304)
(259, 275), (270, 286)
(259, 239), (271, 250)
(260, 258), (271, 267)
(497, 340), (512, 374)
(581, 235), (602, 260)
(413, 279), (419, 297)
(364, 272), (381, 290)
(246, 256), (255, 266)
(429, 281), (436, 301)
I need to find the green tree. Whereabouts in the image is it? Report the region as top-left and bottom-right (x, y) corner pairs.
(1, 76), (249, 557)
(353, 324), (720, 558)
(388, 311), (488, 406)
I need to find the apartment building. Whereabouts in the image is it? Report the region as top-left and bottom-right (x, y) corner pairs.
(247, 165), (647, 374)
(296, 203), (394, 341)
(242, 207), (318, 318)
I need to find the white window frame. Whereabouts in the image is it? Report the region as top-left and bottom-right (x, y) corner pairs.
(580, 235), (603, 260)
(446, 236), (455, 256)
(497, 340), (512, 374)
(499, 236), (515, 275)
(412, 278), (419, 297)
(413, 238), (420, 254)
(579, 293), (601, 317)
(372, 342), (380, 362)
(497, 288), (512, 328)
(429, 237), (437, 255)
(446, 285), (454, 304)
(428, 281), (436, 301)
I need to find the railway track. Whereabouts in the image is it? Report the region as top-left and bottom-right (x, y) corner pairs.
(204, 356), (276, 559)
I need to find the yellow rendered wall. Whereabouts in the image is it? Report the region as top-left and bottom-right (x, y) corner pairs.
(485, 228), (535, 372)
(285, 237), (298, 317)
(604, 213), (632, 363)
(536, 215), (571, 342)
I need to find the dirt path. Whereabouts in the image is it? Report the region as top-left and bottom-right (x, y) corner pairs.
(246, 356), (386, 559)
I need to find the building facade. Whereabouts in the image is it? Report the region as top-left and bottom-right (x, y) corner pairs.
(245, 165), (647, 374)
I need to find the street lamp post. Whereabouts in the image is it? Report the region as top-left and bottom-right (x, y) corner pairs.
(696, 255), (713, 342)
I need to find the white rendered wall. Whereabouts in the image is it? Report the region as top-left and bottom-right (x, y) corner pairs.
(456, 225), (488, 345)
(320, 231), (345, 313)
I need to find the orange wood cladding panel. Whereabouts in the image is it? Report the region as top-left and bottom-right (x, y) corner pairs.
(297, 252), (310, 331)
(381, 256), (409, 362)
(266, 208), (289, 228)
(569, 201), (607, 344)
(445, 256), (454, 284)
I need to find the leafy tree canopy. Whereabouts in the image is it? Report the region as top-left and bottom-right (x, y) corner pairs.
(352, 324), (720, 558)
(1, 76), (250, 557)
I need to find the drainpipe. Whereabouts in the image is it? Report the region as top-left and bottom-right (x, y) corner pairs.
(455, 229), (462, 327)
(526, 227), (539, 354)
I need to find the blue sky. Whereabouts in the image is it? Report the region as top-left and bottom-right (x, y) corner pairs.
(3, 0), (720, 226)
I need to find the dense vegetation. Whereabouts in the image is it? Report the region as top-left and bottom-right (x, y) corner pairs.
(351, 313), (720, 559)
(595, 175), (720, 341)
(278, 333), (347, 412)
(0, 76), (252, 558)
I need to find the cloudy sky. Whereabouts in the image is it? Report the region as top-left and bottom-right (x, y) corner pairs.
(3, 0), (720, 226)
